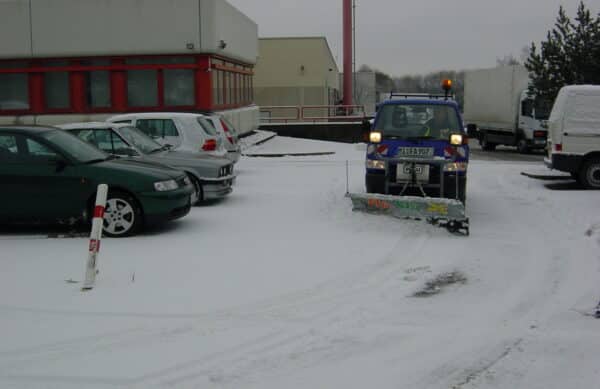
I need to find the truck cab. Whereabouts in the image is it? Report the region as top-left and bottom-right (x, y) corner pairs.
(516, 90), (551, 152)
(365, 88), (469, 203)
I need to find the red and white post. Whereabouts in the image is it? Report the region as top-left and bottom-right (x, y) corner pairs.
(82, 184), (108, 291)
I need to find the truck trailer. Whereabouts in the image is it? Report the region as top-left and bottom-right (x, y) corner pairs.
(463, 65), (551, 153)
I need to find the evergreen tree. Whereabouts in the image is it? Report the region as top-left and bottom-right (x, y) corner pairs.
(526, 2), (600, 102)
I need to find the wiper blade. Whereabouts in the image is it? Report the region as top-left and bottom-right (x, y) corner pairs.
(83, 158), (109, 164)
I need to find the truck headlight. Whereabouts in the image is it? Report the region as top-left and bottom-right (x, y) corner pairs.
(154, 179), (179, 191)
(443, 162), (468, 172)
(366, 159), (386, 170)
(450, 134), (463, 146)
(369, 131), (382, 143)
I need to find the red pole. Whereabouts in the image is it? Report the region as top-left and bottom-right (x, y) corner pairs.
(343, 0), (353, 106)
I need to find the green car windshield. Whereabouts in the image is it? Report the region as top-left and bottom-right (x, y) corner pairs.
(374, 104), (461, 140)
(118, 126), (163, 154)
(40, 130), (108, 163)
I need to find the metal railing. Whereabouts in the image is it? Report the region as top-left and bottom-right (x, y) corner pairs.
(260, 105), (366, 124)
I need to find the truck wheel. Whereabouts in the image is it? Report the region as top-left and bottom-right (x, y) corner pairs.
(479, 134), (497, 151)
(580, 158), (600, 189)
(516, 139), (530, 154)
(366, 175), (385, 194)
(443, 177), (467, 204)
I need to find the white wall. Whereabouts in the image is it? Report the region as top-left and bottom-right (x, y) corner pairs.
(0, 0), (257, 64)
(200, 0), (258, 64)
(0, 0), (31, 58)
(0, 106), (260, 135)
(217, 105), (260, 135)
(29, 0), (201, 58)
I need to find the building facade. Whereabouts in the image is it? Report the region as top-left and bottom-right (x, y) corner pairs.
(0, 0), (259, 133)
(254, 37), (340, 120)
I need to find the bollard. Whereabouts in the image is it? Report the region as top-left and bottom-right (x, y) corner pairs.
(82, 184), (108, 291)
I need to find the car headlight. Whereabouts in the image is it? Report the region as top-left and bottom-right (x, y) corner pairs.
(369, 131), (382, 143)
(366, 159), (386, 170)
(450, 134), (463, 146)
(154, 179), (179, 191)
(443, 162), (468, 172)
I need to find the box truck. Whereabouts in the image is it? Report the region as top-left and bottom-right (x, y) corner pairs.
(463, 65), (551, 153)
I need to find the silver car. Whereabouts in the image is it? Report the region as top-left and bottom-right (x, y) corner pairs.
(58, 122), (235, 204)
(201, 113), (242, 163)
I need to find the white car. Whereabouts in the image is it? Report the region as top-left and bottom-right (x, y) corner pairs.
(106, 112), (227, 159)
(201, 113), (241, 163)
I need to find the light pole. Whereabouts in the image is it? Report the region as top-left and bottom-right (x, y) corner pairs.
(343, 0), (353, 106)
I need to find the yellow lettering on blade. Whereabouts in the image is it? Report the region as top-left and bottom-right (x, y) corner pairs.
(427, 203), (448, 215)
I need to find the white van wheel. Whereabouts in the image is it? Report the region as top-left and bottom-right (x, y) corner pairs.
(516, 139), (530, 154)
(581, 158), (600, 189)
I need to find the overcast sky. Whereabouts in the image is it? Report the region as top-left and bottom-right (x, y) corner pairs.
(228, 0), (600, 77)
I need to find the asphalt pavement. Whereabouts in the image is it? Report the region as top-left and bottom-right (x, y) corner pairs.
(468, 139), (546, 163)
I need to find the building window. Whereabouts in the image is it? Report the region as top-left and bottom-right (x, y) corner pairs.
(44, 61), (70, 109)
(127, 69), (157, 107)
(227, 72), (234, 105)
(164, 69), (194, 106)
(82, 59), (111, 108)
(0, 73), (29, 110)
(212, 69), (219, 106)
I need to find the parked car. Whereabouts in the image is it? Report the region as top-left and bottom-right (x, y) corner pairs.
(201, 113), (242, 163)
(59, 122), (235, 203)
(545, 85), (600, 189)
(0, 126), (194, 237)
(106, 112), (228, 159)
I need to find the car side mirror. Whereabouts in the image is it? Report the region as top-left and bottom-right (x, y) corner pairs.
(115, 147), (139, 157)
(361, 119), (371, 134)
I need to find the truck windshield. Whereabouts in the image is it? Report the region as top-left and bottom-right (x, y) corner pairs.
(374, 104), (461, 140)
(534, 98), (552, 120)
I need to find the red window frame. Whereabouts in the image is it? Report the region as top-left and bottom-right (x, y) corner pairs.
(0, 54), (254, 115)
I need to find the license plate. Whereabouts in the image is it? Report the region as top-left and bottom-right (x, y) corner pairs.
(397, 163), (430, 182)
(397, 147), (434, 158)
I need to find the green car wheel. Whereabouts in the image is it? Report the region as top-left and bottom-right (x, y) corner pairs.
(102, 191), (142, 237)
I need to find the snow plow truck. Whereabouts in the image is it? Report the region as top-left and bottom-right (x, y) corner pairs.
(349, 80), (470, 235)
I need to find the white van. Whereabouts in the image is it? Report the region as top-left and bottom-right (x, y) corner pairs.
(545, 85), (600, 188)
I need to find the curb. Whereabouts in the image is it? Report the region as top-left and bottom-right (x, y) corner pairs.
(243, 151), (336, 158)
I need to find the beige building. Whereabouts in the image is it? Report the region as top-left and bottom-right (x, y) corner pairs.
(254, 37), (340, 120)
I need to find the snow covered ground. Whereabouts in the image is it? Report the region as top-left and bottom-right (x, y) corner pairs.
(1, 137), (599, 389)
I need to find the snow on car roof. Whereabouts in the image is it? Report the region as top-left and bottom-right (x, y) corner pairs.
(107, 112), (209, 121)
(560, 85), (600, 94)
(56, 122), (131, 130)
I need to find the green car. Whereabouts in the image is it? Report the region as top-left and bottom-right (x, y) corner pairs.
(0, 126), (194, 237)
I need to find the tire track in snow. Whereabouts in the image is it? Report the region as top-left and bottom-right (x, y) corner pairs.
(0, 234), (432, 386)
(418, 171), (586, 389)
